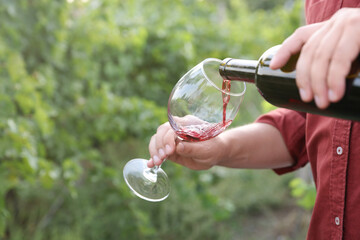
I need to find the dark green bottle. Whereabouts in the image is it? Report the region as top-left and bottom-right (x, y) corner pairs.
(219, 46), (360, 121)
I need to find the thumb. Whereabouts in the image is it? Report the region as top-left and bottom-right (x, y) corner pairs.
(176, 141), (212, 159)
(176, 142), (186, 154)
(176, 141), (198, 157)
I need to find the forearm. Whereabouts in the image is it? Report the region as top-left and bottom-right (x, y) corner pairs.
(216, 123), (295, 169)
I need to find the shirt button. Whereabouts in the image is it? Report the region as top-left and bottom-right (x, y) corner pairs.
(336, 146), (343, 155)
(335, 217), (340, 226)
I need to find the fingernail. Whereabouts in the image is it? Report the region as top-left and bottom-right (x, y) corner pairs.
(314, 95), (324, 108)
(153, 155), (160, 165)
(328, 89), (336, 102)
(158, 148), (165, 158)
(165, 145), (172, 155)
(147, 158), (154, 168)
(299, 88), (308, 101)
(177, 142), (184, 152)
(270, 55), (278, 68)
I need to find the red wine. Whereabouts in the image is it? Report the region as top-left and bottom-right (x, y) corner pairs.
(175, 120), (232, 142)
(222, 79), (231, 124)
(168, 69), (233, 143)
(219, 46), (360, 121)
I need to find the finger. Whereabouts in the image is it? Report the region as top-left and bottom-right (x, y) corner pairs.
(148, 135), (161, 167)
(328, 35), (360, 102)
(176, 141), (202, 159)
(147, 158), (155, 168)
(163, 127), (177, 155)
(154, 123), (172, 160)
(176, 139), (213, 160)
(148, 134), (157, 157)
(308, 20), (341, 108)
(270, 23), (323, 70)
(295, 41), (315, 102)
(327, 14), (360, 102)
(166, 153), (191, 169)
(148, 130), (177, 168)
(169, 151), (211, 170)
(295, 22), (333, 104)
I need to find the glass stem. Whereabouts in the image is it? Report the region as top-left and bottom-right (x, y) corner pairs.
(143, 161), (164, 183)
(151, 165), (160, 174)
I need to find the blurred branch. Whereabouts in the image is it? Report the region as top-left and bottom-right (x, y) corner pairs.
(36, 187), (66, 230)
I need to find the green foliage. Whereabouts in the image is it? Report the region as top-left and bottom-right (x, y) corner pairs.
(261, 98), (278, 113)
(289, 178), (316, 210)
(0, 0), (305, 239)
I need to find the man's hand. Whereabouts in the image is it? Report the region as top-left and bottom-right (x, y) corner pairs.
(270, 8), (360, 109)
(147, 122), (225, 170)
(147, 121), (294, 171)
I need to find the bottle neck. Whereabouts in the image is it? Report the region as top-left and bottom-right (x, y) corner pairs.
(219, 58), (257, 83)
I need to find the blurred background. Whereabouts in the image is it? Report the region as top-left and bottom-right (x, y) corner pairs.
(0, 0), (316, 239)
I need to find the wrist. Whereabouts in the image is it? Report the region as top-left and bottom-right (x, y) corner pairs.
(215, 130), (236, 166)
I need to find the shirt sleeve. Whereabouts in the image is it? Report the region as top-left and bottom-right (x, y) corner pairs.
(255, 108), (309, 175)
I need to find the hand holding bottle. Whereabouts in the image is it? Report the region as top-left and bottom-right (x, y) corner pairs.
(270, 8), (360, 109)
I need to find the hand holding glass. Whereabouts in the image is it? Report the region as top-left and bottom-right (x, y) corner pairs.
(123, 58), (246, 202)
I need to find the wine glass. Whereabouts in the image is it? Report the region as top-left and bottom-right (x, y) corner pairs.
(168, 58), (246, 141)
(123, 58), (246, 202)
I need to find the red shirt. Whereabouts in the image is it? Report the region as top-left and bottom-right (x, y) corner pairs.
(256, 1), (360, 239)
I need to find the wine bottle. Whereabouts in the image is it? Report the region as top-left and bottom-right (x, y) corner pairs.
(219, 46), (360, 121)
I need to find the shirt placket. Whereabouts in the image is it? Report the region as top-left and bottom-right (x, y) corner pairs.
(330, 120), (351, 240)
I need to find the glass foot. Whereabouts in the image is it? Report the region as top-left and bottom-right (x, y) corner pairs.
(123, 158), (170, 202)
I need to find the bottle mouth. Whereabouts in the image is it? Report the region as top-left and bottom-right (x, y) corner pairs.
(200, 58), (246, 97)
(219, 58), (258, 84)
